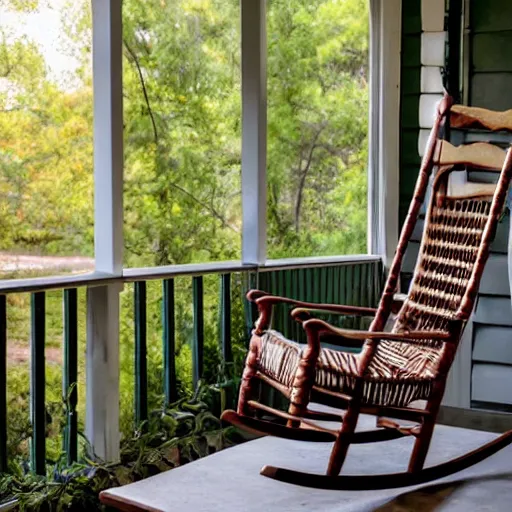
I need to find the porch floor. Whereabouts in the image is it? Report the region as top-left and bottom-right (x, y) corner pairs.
(102, 414), (512, 511)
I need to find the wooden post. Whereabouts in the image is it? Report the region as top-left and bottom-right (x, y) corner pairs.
(241, 0), (267, 265)
(86, 0), (123, 462)
(86, 285), (121, 461)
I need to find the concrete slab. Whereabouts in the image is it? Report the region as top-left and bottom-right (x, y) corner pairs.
(102, 415), (512, 511)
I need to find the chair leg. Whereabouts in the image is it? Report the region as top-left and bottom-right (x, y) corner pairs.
(407, 416), (436, 473)
(326, 404), (360, 476)
(287, 341), (319, 428)
(408, 388), (445, 473)
(237, 336), (261, 416)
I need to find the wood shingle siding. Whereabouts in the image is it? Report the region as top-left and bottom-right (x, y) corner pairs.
(472, 364), (512, 406)
(474, 296), (512, 326)
(473, 325), (512, 365)
(400, 0), (512, 411)
(399, 0), (422, 227)
(465, 0), (512, 411)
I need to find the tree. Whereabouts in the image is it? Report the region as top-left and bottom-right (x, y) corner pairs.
(1, 0), (368, 265)
(122, 0), (242, 267)
(266, 0), (369, 257)
(0, 17), (94, 257)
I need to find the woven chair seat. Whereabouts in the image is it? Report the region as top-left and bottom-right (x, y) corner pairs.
(256, 197), (492, 409)
(259, 330), (440, 408)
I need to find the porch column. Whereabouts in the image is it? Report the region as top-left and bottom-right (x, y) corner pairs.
(87, 0), (124, 462)
(368, 0), (401, 268)
(241, 0), (267, 265)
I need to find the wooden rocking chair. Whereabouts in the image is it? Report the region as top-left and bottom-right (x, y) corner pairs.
(221, 96), (512, 490)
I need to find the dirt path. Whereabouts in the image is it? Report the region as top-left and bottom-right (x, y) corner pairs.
(8, 343), (62, 365)
(1, 253), (92, 364)
(0, 253), (94, 273)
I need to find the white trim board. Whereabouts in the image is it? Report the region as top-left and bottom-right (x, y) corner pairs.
(368, 0), (402, 269)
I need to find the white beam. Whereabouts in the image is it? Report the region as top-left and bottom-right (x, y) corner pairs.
(92, 0), (124, 275)
(367, 0), (382, 255)
(241, 0), (267, 265)
(87, 0), (124, 462)
(85, 285), (121, 461)
(368, 0), (401, 267)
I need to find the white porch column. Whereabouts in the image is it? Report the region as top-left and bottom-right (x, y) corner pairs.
(87, 0), (124, 462)
(368, 0), (401, 268)
(241, 0), (267, 265)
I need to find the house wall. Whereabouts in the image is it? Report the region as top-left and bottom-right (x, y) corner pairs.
(461, 0), (512, 411)
(399, 0), (512, 411)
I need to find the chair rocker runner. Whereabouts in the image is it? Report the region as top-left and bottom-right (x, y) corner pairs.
(221, 96), (512, 490)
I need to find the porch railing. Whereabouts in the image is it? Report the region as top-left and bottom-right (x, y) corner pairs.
(0, 255), (382, 475)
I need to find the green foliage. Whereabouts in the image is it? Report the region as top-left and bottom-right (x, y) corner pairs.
(4, 273), (249, 464)
(0, 0), (369, 502)
(0, 0), (368, 264)
(0, 383), (247, 511)
(267, 0), (369, 257)
(122, 0), (242, 267)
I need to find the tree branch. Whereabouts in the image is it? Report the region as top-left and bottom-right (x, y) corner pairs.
(124, 40), (159, 145)
(294, 125), (326, 232)
(167, 180), (240, 234)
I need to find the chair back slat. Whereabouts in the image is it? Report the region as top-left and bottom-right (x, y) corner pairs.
(451, 105), (512, 132)
(436, 141), (507, 170)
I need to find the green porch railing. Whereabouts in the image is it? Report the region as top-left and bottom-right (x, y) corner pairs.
(256, 259), (383, 343)
(220, 273), (232, 364)
(0, 256), (382, 475)
(134, 281), (148, 425)
(30, 292), (46, 475)
(192, 276), (204, 389)
(0, 295), (6, 473)
(162, 279), (178, 404)
(63, 289), (78, 465)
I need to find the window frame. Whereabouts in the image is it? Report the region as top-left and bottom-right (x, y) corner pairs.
(0, 0), (402, 287)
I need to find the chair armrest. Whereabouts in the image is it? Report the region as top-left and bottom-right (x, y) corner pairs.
(290, 306), (378, 326)
(302, 318), (454, 345)
(245, 289), (378, 334)
(246, 289), (273, 302)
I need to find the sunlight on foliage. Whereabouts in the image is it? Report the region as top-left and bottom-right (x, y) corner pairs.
(0, 1), (370, 503)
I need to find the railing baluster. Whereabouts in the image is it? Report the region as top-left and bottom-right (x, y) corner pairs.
(63, 289), (78, 464)
(162, 279), (177, 404)
(30, 292), (46, 475)
(192, 276), (204, 388)
(134, 281), (148, 425)
(220, 274), (232, 363)
(0, 295), (7, 473)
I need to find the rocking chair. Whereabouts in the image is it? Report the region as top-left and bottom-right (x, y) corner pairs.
(221, 96), (512, 490)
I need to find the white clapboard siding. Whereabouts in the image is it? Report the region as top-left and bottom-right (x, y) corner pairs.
(474, 296), (512, 326)
(421, 66), (444, 93)
(421, 32), (446, 66)
(480, 254), (510, 295)
(472, 363), (512, 405)
(473, 325), (512, 365)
